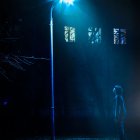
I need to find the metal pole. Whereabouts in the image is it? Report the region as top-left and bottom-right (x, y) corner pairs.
(50, 5), (55, 140)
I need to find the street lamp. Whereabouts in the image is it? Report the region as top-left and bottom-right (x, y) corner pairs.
(49, 0), (75, 140)
(59, 0), (75, 5)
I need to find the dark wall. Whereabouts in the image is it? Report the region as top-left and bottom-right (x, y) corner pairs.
(54, 0), (139, 137)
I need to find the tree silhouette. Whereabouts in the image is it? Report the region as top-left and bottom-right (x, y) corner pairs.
(0, 53), (49, 80)
(0, 17), (50, 81)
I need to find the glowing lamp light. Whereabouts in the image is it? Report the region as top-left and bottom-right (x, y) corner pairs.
(59, 0), (75, 5)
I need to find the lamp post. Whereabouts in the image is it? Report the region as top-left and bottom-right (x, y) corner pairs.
(49, 1), (75, 140)
(50, 3), (55, 140)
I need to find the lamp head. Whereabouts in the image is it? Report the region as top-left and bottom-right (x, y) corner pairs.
(59, 0), (75, 5)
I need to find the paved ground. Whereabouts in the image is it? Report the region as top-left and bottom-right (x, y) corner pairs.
(16, 137), (120, 140)
(15, 136), (140, 140)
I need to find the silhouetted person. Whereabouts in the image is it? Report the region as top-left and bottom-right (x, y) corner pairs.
(113, 85), (127, 140)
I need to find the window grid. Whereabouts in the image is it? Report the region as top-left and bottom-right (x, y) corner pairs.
(114, 28), (126, 45)
(64, 26), (127, 45)
(88, 27), (101, 45)
(64, 26), (75, 43)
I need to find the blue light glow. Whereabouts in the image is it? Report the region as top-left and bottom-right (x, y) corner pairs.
(3, 101), (8, 106)
(59, 0), (75, 5)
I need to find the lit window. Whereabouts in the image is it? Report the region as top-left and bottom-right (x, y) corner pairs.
(120, 29), (126, 44)
(114, 28), (126, 45)
(88, 27), (101, 45)
(114, 28), (119, 44)
(64, 26), (75, 42)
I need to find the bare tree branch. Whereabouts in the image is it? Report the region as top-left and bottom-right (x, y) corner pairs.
(0, 53), (50, 81)
(0, 67), (10, 81)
